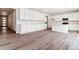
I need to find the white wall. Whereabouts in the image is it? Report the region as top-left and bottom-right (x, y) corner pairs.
(49, 12), (79, 31)
(8, 10), (16, 31)
(16, 8), (48, 34)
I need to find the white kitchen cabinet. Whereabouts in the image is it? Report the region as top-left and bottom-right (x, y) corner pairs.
(19, 8), (26, 19)
(20, 24), (47, 34)
(19, 8), (46, 21)
(52, 24), (68, 33)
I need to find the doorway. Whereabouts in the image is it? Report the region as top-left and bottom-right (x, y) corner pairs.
(0, 8), (16, 35)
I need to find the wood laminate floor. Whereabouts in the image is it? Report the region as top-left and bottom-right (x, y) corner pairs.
(0, 28), (79, 50)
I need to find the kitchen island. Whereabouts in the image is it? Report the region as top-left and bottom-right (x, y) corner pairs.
(52, 23), (68, 33)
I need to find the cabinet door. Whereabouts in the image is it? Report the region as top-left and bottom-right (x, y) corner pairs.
(25, 9), (30, 20)
(20, 8), (31, 20)
(33, 11), (37, 20)
(19, 8), (26, 20)
(29, 9), (34, 20)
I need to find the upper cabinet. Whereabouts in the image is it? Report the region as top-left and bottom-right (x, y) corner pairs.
(19, 8), (30, 20)
(19, 8), (46, 21)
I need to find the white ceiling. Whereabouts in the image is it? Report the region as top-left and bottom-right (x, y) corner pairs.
(0, 8), (15, 16)
(32, 8), (79, 15)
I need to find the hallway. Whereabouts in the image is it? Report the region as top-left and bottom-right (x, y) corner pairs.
(0, 8), (16, 36)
